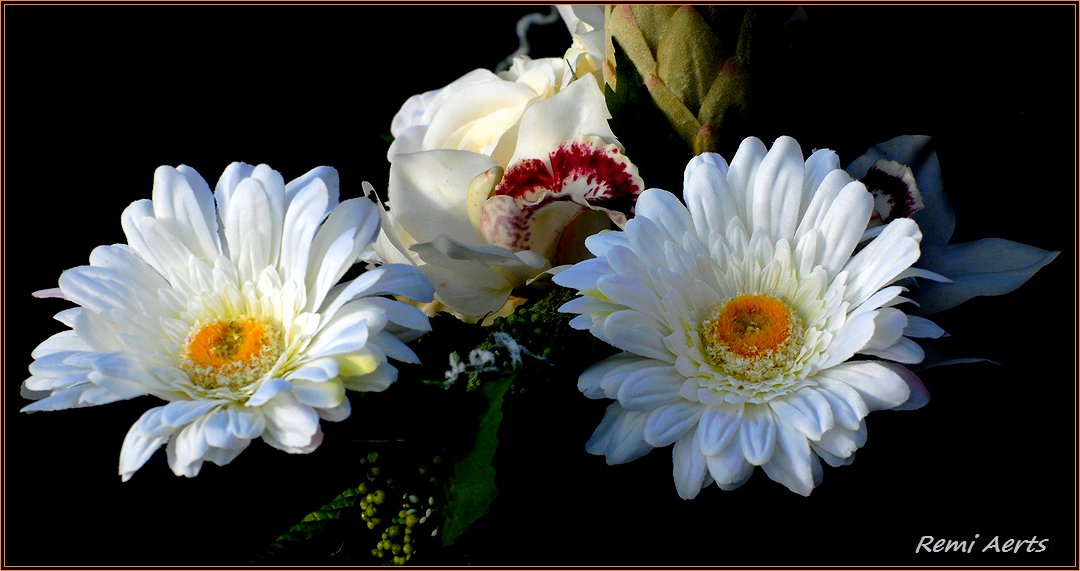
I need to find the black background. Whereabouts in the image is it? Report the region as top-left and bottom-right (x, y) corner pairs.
(3, 3), (1076, 567)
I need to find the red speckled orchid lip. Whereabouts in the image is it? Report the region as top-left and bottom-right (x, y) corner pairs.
(496, 138), (641, 213)
(480, 137), (643, 256)
(861, 159), (924, 224)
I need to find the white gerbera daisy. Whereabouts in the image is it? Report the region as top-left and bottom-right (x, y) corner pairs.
(21, 163), (435, 480)
(553, 136), (941, 497)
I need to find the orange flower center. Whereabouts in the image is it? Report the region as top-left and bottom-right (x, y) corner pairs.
(701, 295), (803, 382)
(706, 295), (792, 356)
(181, 317), (282, 390)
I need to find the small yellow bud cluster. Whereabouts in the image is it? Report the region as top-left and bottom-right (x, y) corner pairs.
(371, 493), (437, 565)
(360, 452), (441, 565)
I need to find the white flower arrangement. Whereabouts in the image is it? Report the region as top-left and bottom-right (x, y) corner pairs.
(6, 4), (1069, 567)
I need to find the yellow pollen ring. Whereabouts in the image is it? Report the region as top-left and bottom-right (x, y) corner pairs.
(181, 317), (283, 390)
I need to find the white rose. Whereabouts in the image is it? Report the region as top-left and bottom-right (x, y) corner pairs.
(387, 56), (574, 160)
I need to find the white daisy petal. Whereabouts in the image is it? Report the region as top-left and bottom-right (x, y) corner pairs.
(794, 169), (853, 247)
(246, 379), (293, 407)
(343, 364), (397, 393)
(59, 266), (138, 316)
(368, 332), (421, 365)
(152, 165), (220, 263)
(355, 297), (431, 340)
(761, 416), (817, 496)
(261, 393), (321, 453)
(285, 358), (341, 383)
(307, 199), (372, 308)
(161, 400), (220, 428)
(672, 432), (710, 499)
(818, 361), (910, 411)
(768, 388), (835, 441)
(285, 166), (340, 205)
(551, 257), (610, 292)
(280, 175), (331, 285)
(843, 218), (922, 306)
(816, 182), (875, 275)
(66, 351), (156, 400)
(311, 230), (362, 307)
(214, 162), (255, 219)
(248, 164), (288, 263)
(811, 443), (855, 468)
(877, 362), (931, 411)
(23, 163), (431, 479)
(862, 307), (908, 352)
(815, 380), (869, 431)
(558, 136), (931, 497)
(635, 189), (695, 243)
(227, 407), (266, 440)
(203, 444), (250, 468)
(167, 415), (212, 477)
(696, 403), (744, 456)
(321, 264), (434, 318)
(751, 135), (804, 240)
(738, 405), (778, 466)
(317, 397), (352, 423)
(578, 353), (642, 399)
(644, 401), (702, 448)
(821, 310), (877, 369)
(615, 364), (684, 411)
(726, 136), (768, 227)
(21, 387), (92, 412)
(31, 330), (91, 358)
(89, 242), (172, 300)
(306, 313), (370, 359)
(291, 380), (346, 409)
(119, 200), (167, 277)
(602, 310), (672, 362)
(705, 438), (753, 489)
(861, 336), (925, 364)
(596, 274), (666, 321)
(813, 424), (868, 460)
(683, 152), (732, 240)
(203, 408), (243, 450)
(803, 148), (841, 197)
(583, 230), (631, 257)
(586, 403), (652, 465)
(225, 178), (274, 284)
(119, 406), (179, 481)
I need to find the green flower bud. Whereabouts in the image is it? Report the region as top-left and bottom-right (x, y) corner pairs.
(606, 5), (754, 154)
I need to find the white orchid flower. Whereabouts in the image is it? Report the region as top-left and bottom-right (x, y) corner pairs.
(372, 74), (643, 321)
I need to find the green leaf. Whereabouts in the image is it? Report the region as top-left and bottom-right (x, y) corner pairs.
(656, 6), (724, 113)
(607, 4), (658, 89)
(605, 39), (694, 193)
(630, 5), (678, 54)
(440, 374), (513, 547)
(255, 485), (364, 561)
